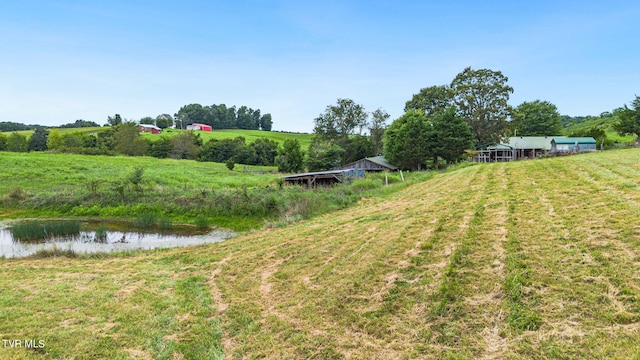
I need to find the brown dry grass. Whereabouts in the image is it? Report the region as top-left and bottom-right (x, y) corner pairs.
(3, 149), (640, 358)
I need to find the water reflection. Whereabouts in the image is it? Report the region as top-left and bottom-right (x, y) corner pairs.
(0, 221), (235, 258)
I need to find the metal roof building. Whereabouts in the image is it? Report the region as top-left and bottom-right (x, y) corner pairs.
(283, 169), (365, 188)
(337, 156), (398, 172)
(551, 137), (597, 153)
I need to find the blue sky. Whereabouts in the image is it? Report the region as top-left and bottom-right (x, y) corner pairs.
(1, 0), (639, 132)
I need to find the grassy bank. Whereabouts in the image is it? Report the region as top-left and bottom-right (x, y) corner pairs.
(0, 152), (429, 231)
(2, 149), (640, 358)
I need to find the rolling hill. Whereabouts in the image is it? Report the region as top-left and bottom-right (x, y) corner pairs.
(2, 149), (640, 358)
(8, 127), (315, 150)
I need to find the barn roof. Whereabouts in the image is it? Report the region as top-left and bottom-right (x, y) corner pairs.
(283, 169), (346, 180)
(506, 136), (563, 150)
(338, 156), (398, 171)
(139, 124), (161, 130)
(365, 156), (398, 170)
(552, 137), (597, 144)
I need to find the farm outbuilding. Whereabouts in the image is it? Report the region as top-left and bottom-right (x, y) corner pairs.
(507, 136), (560, 159)
(473, 136), (572, 162)
(472, 143), (514, 163)
(337, 156), (398, 172)
(551, 137), (597, 153)
(186, 123), (213, 131)
(138, 124), (162, 134)
(284, 169), (365, 188)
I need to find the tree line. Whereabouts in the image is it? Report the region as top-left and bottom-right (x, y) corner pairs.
(0, 120), (100, 132)
(174, 103), (273, 131)
(0, 124), (281, 167)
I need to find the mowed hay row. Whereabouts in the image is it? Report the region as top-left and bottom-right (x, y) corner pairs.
(215, 165), (493, 358)
(214, 151), (640, 359)
(3, 149), (640, 359)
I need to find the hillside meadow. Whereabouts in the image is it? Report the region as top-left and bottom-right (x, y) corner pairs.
(0, 152), (419, 231)
(9, 127), (315, 150)
(142, 129), (315, 150)
(1, 149), (640, 358)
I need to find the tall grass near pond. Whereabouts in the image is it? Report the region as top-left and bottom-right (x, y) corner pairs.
(10, 220), (81, 241)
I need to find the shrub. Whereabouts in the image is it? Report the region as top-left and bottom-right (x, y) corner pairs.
(226, 158), (235, 171)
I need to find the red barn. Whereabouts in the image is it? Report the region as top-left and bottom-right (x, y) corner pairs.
(187, 123), (213, 132)
(139, 124), (162, 134)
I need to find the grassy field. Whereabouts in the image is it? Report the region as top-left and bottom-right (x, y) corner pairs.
(0, 152), (281, 230)
(8, 127), (315, 150)
(0, 152), (421, 231)
(2, 149), (640, 358)
(0, 152), (278, 194)
(143, 129), (315, 150)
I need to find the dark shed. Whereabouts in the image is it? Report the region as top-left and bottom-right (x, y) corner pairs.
(283, 169), (365, 187)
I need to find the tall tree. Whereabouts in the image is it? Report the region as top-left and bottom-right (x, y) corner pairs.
(251, 138), (279, 166)
(276, 139), (304, 173)
(431, 107), (474, 166)
(305, 138), (346, 172)
(404, 85), (452, 115)
(510, 100), (562, 136)
(384, 110), (433, 171)
(155, 114), (173, 129)
(169, 131), (200, 160)
(614, 96), (640, 142)
(369, 108), (390, 155)
(259, 114), (273, 131)
(27, 128), (49, 152)
(313, 98), (368, 140)
(236, 106), (254, 129)
(175, 104), (208, 128)
(139, 117), (155, 125)
(450, 67), (513, 145)
(114, 122), (148, 156)
(107, 114), (122, 126)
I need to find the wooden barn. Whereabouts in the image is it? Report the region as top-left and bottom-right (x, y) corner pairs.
(551, 137), (597, 153)
(284, 169), (365, 188)
(337, 156), (398, 172)
(138, 124), (162, 134)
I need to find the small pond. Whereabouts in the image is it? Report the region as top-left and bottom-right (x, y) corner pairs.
(0, 220), (235, 258)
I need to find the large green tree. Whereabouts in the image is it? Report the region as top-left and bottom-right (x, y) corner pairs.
(312, 98), (374, 166)
(511, 100), (562, 136)
(276, 139), (304, 173)
(450, 67), (513, 145)
(27, 128), (49, 152)
(305, 138), (346, 172)
(369, 108), (389, 155)
(114, 122), (148, 156)
(169, 132), (200, 160)
(107, 114), (122, 126)
(431, 107), (474, 166)
(313, 98), (369, 140)
(175, 104), (208, 129)
(614, 96), (640, 142)
(384, 110), (433, 171)
(259, 114), (273, 131)
(404, 85), (452, 116)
